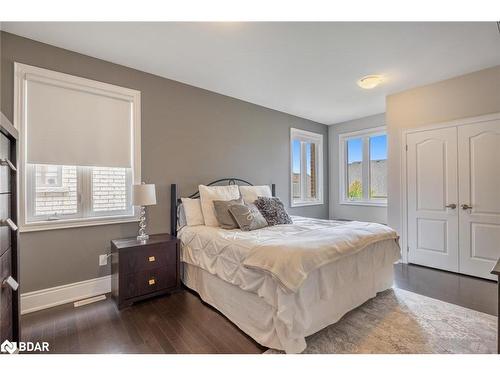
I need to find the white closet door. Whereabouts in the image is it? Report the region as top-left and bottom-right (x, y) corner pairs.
(458, 120), (500, 280)
(407, 128), (459, 272)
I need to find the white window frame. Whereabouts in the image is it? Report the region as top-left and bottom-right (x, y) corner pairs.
(15, 63), (142, 232)
(339, 126), (387, 207)
(290, 128), (324, 207)
(25, 165), (134, 223)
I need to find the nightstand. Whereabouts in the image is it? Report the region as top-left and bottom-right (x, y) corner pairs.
(111, 233), (180, 309)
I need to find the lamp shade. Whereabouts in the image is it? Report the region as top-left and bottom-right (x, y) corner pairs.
(132, 184), (157, 206)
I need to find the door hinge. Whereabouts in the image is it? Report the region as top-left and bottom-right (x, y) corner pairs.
(405, 145), (408, 151)
(407, 246), (410, 253)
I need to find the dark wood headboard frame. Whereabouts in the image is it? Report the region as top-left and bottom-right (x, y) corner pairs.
(170, 178), (276, 236)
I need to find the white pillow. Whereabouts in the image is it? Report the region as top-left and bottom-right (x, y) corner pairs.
(239, 185), (272, 205)
(180, 198), (205, 226)
(199, 185), (240, 227)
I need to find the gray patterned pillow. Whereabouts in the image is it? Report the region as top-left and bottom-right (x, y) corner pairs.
(254, 196), (293, 226)
(228, 204), (268, 231)
(213, 198), (244, 229)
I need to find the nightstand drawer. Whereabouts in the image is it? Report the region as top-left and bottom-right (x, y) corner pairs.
(120, 243), (177, 275)
(122, 266), (177, 299)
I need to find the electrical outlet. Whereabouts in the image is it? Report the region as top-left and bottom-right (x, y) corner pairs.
(99, 254), (108, 266)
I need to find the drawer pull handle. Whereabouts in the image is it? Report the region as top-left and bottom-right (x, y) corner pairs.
(148, 278), (156, 286)
(2, 276), (19, 291)
(0, 158), (17, 171)
(148, 256), (156, 262)
(1, 218), (18, 232)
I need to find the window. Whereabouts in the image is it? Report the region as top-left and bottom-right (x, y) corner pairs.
(16, 63), (141, 231)
(26, 165), (132, 222)
(290, 128), (323, 207)
(339, 127), (387, 206)
(36, 165), (63, 188)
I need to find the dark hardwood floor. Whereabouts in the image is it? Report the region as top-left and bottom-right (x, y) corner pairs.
(394, 263), (498, 316)
(21, 264), (498, 354)
(21, 290), (265, 354)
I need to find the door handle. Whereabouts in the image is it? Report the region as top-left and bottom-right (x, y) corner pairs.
(0, 158), (17, 171)
(1, 218), (18, 232)
(2, 276), (19, 291)
(445, 204), (457, 209)
(461, 204), (472, 210)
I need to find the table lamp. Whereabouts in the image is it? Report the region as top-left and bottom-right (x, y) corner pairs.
(132, 183), (157, 241)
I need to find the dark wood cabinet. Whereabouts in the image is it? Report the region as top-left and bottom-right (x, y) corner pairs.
(1, 249), (13, 341)
(0, 112), (20, 344)
(111, 234), (180, 309)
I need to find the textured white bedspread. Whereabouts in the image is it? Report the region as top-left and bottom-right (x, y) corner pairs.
(178, 216), (401, 352)
(242, 219), (398, 292)
(180, 216), (399, 292)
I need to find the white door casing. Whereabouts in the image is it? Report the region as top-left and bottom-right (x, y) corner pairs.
(407, 127), (459, 272)
(457, 120), (500, 281)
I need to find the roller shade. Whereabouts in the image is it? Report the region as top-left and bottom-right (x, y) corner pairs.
(25, 74), (133, 168)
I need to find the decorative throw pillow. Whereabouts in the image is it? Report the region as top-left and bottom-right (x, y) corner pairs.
(199, 184), (240, 227)
(238, 185), (272, 205)
(228, 204), (268, 231)
(213, 198), (244, 229)
(177, 203), (187, 230)
(180, 198), (205, 226)
(254, 196), (293, 226)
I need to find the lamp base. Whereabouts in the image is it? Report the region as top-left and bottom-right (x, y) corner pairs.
(137, 206), (149, 241)
(137, 234), (149, 241)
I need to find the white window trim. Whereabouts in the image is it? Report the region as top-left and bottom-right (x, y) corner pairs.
(14, 62), (142, 232)
(290, 128), (324, 207)
(339, 126), (387, 207)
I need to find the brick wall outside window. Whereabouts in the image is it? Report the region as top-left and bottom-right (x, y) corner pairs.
(92, 167), (127, 212)
(34, 166), (128, 217)
(35, 166), (78, 216)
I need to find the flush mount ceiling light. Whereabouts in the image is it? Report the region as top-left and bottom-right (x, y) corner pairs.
(357, 75), (385, 89)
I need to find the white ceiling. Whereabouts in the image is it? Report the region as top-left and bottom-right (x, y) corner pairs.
(3, 22), (500, 124)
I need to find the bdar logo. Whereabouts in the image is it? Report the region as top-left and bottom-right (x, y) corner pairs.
(1, 339), (18, 354)
(1, 339), (49, 353)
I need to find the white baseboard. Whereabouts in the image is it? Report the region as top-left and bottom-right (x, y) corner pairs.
(21, 275), (111, 315)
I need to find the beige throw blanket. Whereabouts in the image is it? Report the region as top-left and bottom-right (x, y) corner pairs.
(242, 220), (399, 293)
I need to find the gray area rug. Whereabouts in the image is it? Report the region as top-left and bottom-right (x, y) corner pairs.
(266, 288), (497, 354)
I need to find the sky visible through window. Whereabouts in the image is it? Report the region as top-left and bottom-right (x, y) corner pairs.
(293, 134), (387, 172)
(292, 141), (314, 174)
(293, 140), (301, 173)
(370, 135), (387, 161)
(347, 138), (363, 163)
(347, 134), (387, 163)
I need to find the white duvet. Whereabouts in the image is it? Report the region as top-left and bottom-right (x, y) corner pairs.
(178, 216), (401, 353)
(243, 219), (398, 292)
(180, 216), (399, 293)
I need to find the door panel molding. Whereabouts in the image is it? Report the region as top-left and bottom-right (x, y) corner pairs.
(458, 119), (500, 280)
(400, 112), (500, 266)
(416, 218), (447, 253)
(415, 139), (447, 212)
(407, 127), (458, 272)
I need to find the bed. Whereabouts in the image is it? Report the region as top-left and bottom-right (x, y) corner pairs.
(171, 179), (400, 353)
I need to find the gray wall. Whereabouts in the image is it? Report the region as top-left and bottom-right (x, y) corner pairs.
(328, 113), (387, 223)
(386, 65), (500, 249)
(0, 32), (328, 293)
